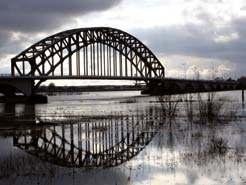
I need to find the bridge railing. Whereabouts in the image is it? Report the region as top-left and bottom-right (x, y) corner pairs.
(0, 74), (11, 77)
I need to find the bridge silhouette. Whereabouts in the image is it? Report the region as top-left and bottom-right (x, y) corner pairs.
(0, 27), (242, 102)
(0, 103), (163, 168)
(10, 106), (163, 168)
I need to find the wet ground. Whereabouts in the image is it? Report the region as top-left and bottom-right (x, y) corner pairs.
(0, 91), (245, 185)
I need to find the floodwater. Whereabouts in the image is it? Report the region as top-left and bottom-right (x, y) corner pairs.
(0, 91), (245, 185)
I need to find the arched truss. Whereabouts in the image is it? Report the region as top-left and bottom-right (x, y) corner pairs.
(14, 108), (164, 168)
(11, 27), (165, 87)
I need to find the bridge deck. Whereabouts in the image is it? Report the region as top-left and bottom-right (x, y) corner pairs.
(0, 75), (237, 85)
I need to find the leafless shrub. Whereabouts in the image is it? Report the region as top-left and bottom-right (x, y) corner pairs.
(182, 92), (239, 125)
(197, 92), (224, 124)
(184, 93), (194, 122)
(181, 137), (229, 167)
(220, 101), (239, 122)
(158, 95), (181, 119)
(208, 137), (228, 155)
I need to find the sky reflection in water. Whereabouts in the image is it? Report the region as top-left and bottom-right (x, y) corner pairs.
(0, 90), (245, 185)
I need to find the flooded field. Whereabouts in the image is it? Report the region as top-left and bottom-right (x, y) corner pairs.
(0, 91), (245, 185)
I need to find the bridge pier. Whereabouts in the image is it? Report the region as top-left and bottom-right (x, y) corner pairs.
(0, 78), (47, 103)
(242, 90), (245, 109)
(142, 81), (162, 95)
(3, 93), (47, 104)
(142, 80), (186, 95)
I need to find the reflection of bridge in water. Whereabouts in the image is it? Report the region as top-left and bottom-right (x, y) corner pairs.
(0, 103), (36, 125)
(13, 107), (164, 168)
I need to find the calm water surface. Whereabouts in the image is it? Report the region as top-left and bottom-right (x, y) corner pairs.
(0, 91), (245, 185)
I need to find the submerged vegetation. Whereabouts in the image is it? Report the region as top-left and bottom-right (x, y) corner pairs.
(208, 137), (228, 155)
(197, 92), (226, 124)
(158, 92), (239, 125)
(158, 95), (181, 119)
(0, 91), (244, 184)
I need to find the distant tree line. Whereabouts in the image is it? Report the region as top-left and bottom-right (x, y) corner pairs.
(213, 76), (246, 89)
(37, 83), (145, 93)
(238, 76), (246, 88)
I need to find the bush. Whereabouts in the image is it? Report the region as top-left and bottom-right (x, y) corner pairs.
(158, 95), (181, 119)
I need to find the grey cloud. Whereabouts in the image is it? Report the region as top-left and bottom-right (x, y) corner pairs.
(233, 17), (246, 37)
(136, 24), (215, 57)
(0, 31), (11, 45)
(134, 17), (246, 76)
(0, 0), (121, 32)
(0, 13), (72, 33)
(0, 31), (18, 55)
(0, 0), (121, 65)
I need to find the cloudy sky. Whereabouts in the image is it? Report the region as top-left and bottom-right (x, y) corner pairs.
(0, 0), (246, 84)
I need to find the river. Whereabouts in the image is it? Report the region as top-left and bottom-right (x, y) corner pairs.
(0, 90), (245, 185)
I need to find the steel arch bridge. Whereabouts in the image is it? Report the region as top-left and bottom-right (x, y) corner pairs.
(0, 26), (239, 99)
(11, 27), (165, 88)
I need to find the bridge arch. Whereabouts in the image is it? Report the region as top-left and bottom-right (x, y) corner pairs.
(11, 27), (165, 87)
